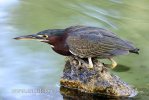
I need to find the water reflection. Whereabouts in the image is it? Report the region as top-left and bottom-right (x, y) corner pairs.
(60, 86), (134, 100)
(71, 3), (118, 29)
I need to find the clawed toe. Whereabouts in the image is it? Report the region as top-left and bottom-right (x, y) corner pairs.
(102, 58), (117, 69)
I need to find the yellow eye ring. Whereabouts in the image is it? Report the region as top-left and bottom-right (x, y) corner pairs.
(38, 35), (48, 38)
(43, 35), (48, 38)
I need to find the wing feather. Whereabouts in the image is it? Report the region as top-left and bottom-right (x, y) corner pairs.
(65, 26), (135, 58)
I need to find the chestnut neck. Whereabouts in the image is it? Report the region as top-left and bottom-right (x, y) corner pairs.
(48, 35), (64, 46)
(47, 34), (71, 56)
(44, 29), (71, 56)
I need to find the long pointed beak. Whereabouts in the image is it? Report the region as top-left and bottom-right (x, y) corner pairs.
(14, 34), (44, 41)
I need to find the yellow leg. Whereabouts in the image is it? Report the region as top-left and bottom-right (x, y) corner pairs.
(109, 58), (117, 69)
(88, 57), (93, 69)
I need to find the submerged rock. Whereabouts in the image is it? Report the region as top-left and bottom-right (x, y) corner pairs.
(60, 56), (138, 97)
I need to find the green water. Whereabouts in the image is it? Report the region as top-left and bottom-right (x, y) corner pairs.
(0, 0), (149, 99)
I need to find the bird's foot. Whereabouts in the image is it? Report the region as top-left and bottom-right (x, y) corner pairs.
(88, 65), (94, 69)
(109, 58), (117, 69)
(73, 56), (85, 67)
(103, 58), (117, 69)
(70, 56), (94, 69)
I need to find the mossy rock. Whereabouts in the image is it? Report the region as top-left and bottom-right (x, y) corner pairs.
(60, 56), (138, 97)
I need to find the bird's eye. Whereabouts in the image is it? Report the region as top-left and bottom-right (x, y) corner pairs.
(42, 35), (48, 38)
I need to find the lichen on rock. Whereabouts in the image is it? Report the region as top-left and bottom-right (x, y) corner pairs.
(60, 56), (138, 97)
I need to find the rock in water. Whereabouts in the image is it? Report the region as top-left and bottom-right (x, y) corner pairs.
(60, 56), (138, 97)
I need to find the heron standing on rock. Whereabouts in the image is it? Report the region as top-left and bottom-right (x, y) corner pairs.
(14, 26), (139, 68)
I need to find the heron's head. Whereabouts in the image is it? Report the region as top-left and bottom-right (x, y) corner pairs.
(14, 29), (64, 46)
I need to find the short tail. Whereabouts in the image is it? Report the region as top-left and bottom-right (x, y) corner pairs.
(129, 48), (140, 54)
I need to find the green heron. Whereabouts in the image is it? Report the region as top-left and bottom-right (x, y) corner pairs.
(14, 26), (139, 68)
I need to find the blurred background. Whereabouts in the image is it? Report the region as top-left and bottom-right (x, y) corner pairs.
(0, 0), (149, 100)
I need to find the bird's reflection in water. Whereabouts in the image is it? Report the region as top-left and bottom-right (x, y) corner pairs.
(60, 86), (133, 100)
(113, 64), (130, 72)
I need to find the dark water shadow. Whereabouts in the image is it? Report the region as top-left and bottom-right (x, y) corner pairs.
(113, 64), (130, 72)
(60, 86), (134, 100)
